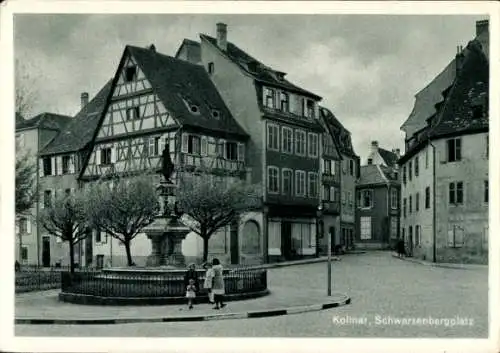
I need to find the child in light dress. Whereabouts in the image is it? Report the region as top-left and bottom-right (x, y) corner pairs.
(186, 278), (196, 309)
(203, 262), (215, 304)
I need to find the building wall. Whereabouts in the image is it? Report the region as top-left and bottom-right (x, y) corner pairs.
(434, 133), (488, 264)
(200, 38), (264, 186)
(340, 153), (357, 247)
(15, 128), (39, 265)
(401, 143), (434, 260)
(401, 133), (488, 264)
(356, 185), (390, 249)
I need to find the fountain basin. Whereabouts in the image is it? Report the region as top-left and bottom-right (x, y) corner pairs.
(58, 267), (269, 305)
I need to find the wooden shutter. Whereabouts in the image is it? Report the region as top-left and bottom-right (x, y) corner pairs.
(201, 136), (208, 156)
(57, 156), (63, 175)
(26, 216), (31, 234)
(111, 146), (116, 163)
(39, 159), (44, 177)
(237, 143), (245, 161)
(69, 155), (75, 174)
(148, 138), (155, 156)
(181, 133), (189, 153)
(96, 149), (101, 165)
(50, 157), (55, 176)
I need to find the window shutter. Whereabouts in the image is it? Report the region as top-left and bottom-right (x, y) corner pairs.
(159, 136), (166, 154)
(168, 137), (175, 153)
(447, 229), (454, 246)
(181, 133), (189, 153)
(15, 223), (19, 234)
(50, 157), (55, 176)
(111, 147), (116, 163)
(149, 138), (155, 156)
(39, 159), (44, 177)
(321, 159), (325, 174)
(26, 216), (32, 234)
(57, 156), (63, 175)
(237, 143), (245, 161)
(69, 156), (75, 174)
(201, 136), (208, 156)
(96, 149), (101, 165)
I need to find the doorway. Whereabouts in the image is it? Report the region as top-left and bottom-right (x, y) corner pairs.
(42, 236), (51, 267)
(281, 221), (292, 260)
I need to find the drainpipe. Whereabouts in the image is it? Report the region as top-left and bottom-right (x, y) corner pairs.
(429, 140), (437, 263)
(36, 148), (40, 266)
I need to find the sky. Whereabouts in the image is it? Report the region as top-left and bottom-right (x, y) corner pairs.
(14, 14), (484, 162)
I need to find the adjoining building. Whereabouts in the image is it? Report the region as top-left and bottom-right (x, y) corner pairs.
(15, 112), (73, 266)
(177, 23), (325, 262)
(356, 142), (400, 250)
(319, 107), (360, 250)
(398, 20), (489, 264)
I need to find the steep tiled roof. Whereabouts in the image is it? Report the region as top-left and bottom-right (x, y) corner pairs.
(15, 112), (72, 131)
(40, 79), (113, 155)
(378, 148), (398, 168)
(319, 106), (357, 158)
(200, 34), (321, 100)
(399, 39), (488, 164)
(128, 45), (248, 138)
(357, 164), (387, 186)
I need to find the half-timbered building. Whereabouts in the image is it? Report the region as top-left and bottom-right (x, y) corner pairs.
(77, 45), (249, 266)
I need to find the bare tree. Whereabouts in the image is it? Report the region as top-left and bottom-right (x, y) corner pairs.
(38, 190), (89, 273)
(15, 58), (39, 117)
(86, 174), (160, 266)
(175, 171), (261, 262)
(15, 147), (37, 216)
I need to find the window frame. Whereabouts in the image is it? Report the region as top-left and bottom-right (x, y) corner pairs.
(263, 87), (275, 109)
(360, 216), (372, 240)
(447, 137), (462, 162)
(295, 170), (306, 197)
(282, 168), (293, 196)
(308, 172), (318, 198)
(267, 166), (280, 194)
(280, 92), (289, 112)
(449, 181), (464, 205)
(295, 129), (306, 156)
(100, 148), (112, 165)
(307, 132), (319, 158)
(267, 123), (280, 151)
(360, 189), (373, 209)
(391, 188), (398, 209)
(282, 127), (293, 154)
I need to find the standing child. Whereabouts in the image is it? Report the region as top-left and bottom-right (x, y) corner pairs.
(203, 262), (215, 304)
(186, 278), (196, 309)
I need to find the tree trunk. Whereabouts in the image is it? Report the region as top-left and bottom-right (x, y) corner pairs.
(69, 240), (75, 274)
(202, 236), (209, 262)
(124, 240), (134, 266)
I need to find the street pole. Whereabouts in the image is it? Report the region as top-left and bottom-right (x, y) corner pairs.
(327, 221), (332, 296)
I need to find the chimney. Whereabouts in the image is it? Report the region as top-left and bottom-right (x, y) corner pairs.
(216, 22), (228, 51)
(476, 19), (489, 37)
(455, 45), (465, 74)
(370, 140), (379, 154)
(81, 92), (89, 109)
(392, 148), (400, 157)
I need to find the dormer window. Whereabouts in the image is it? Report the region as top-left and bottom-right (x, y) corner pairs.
(125, 66), (137, 82)
(208, 62), (214, 74)
(211, 109), (220, 119)
(263, 87), (275, 108)
(303, 99), (315, 118)
(190, 105), (199, 114)
(280, 92), (289, 112)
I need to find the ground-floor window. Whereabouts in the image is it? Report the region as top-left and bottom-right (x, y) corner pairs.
(360, 217), (371, 240)
(447, 225), (464, 248)
(291, 223), (315, 249)
(390, 217), (398, 239)
(96, 255), (104, 269)
(415, 225), (420, 246)
(21, 246), (28, 261)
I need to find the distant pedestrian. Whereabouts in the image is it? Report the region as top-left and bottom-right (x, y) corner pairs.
(396, 239), (406, 257)
(185, 278), (197, 309)
(203, 262), (215, 304)
(211, 258), (226, 310)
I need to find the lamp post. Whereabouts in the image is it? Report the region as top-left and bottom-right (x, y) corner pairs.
(317, 204), (331, 296)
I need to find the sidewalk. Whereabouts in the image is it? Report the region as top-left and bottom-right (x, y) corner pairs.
(391, 253), (488, 270)
(15, 286), (350, 324)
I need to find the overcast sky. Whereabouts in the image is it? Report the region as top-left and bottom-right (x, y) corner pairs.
(14, 14), (483, 162)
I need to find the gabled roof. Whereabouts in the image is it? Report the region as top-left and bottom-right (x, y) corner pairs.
(399, 38), (489, 164)
(15, 112), (72, 131)
(40, 79), (113, 156)
(401, 22), (489, 133)
(378, 148), (398, 168)
(357, 164), (388, 186)
(319, 106), (358, 158)
(200, 34), (321, 100)
(127, 45), (248, 138)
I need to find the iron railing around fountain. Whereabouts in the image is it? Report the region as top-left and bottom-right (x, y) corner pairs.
(15, 266), (100, 293)
(60, 267), (267, 298)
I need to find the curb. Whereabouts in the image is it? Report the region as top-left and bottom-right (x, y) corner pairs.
(249, 252), (366, 270)
(391, 254), (487, 269)
(15, 294), (351, 325)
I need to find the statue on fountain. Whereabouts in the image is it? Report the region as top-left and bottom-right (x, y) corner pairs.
(144, 143), (190, 267)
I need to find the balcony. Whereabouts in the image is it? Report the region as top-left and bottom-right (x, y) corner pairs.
(322, 172), (340, 185)
(179, 153), (245, 175)
(322, 200), (340, 214)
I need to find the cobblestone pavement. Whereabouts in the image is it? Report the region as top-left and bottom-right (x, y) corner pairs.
(15, 252), (488, 337)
